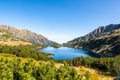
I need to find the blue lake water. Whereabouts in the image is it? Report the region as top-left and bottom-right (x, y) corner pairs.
(39, 47), (100, 60)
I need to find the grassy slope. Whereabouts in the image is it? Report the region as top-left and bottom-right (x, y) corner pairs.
(56, 63), (114, 80)
(0, 41), (32, 46)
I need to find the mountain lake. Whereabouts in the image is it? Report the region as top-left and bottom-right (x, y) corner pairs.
(39, 47), (101, 60)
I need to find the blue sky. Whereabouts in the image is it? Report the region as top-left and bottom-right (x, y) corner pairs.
(0, 0), (120, 43)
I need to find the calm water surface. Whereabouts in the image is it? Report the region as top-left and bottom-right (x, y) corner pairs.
(39, 47), (100, 60)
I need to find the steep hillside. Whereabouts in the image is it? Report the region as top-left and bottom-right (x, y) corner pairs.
(0, 25), (54, 46)
(0, 28), (32, 46)
(66, 24), (120, 57)
(0, 28), (19, 41)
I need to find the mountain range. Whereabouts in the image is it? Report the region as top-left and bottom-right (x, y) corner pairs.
(0, 24), (120, 57)
(0, 25), (55, 46)
(66, 24), (120, 57)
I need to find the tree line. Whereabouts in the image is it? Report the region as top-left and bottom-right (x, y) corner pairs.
(0, 45), (52, 61)
(59, 56), (120, 76)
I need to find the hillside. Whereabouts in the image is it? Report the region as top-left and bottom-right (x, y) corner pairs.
(0, 25), (54, 46)
(0, 28), (32, 46)
(0, 53), (113, 80)
(66, 24), (120, 57)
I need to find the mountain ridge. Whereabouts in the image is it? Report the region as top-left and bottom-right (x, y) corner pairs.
(0, 25), (55, 46)
(66, 24), (120, 57)
(68, 24), (120, 43)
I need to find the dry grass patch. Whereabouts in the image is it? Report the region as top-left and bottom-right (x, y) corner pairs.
(0, 41), (32, 46)
(75, 66), (114, 80)
(55, 63), (114, 80)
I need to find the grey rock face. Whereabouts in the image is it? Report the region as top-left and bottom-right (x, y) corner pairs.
(68, 24), (120, 43)
(66, 24), (120, 56)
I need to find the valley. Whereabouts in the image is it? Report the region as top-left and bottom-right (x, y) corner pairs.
(0, 24), (119, 80)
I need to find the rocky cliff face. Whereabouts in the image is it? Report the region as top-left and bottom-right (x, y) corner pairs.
(66, 24), (120, 57)
(0, 25), (54, 46)
(68, 24), (120, 44)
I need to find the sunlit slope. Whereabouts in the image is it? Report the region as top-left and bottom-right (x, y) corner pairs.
(0, 27), (32, 46)
(0, 41), (32, 46)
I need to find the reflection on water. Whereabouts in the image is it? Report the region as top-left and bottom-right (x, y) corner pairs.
(39, 47), (100, 60)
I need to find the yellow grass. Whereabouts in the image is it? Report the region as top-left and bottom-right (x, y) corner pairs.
(0, 41), (32, 46)
(55, 63), (114, 80)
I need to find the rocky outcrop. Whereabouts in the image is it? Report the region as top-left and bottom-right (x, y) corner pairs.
(0, 25), (54, 46)
(68, 24), (120, 44)
(66, 24), (120, 57)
